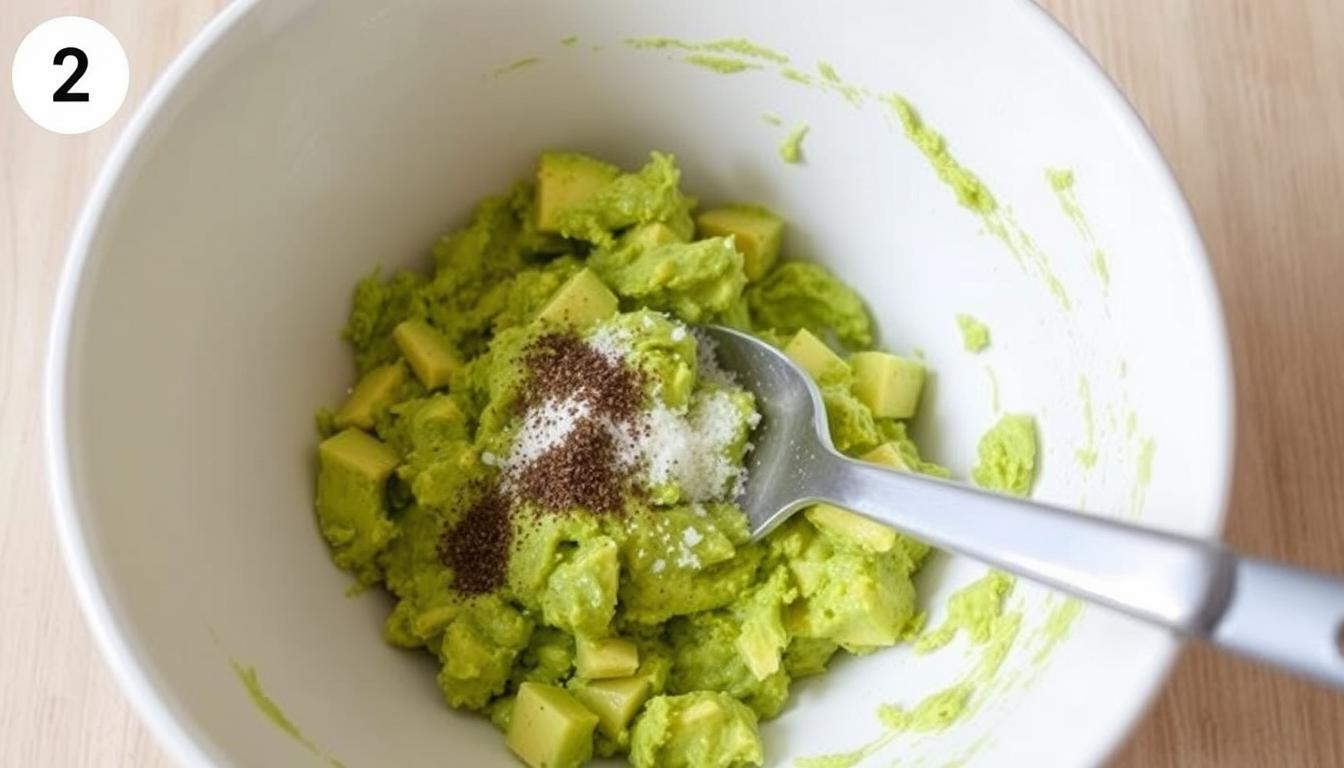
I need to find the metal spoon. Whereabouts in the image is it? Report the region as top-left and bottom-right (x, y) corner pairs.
(701, 325), (1344, 690)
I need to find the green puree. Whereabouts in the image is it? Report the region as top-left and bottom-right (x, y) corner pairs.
(778, 123), (810, 164)
(971, 414), (1038, 496)
(1047, 168), (1111, 289)
(683, 55), (760, 74)
(624, 36), (790, 64)
(232, 662), (344, 767)
(888, 96), (1071, 311)
(956, 313), (990, 353)
(312, 151), (957, 768)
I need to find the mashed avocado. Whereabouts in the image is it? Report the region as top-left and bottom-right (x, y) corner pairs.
(970, 414), (1038, 496)
(313, 151), (951, 768)
(956, 313), (990, 353)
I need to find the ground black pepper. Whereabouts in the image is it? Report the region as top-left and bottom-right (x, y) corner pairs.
(519, 332), (645, 422)
(442, 331), (649, 593)
(440, 490), (511, 596)
(514, 418), (626, 514)
(509, 332), (647, 514)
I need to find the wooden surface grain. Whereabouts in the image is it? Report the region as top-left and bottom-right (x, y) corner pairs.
(2, 1), (1341, 765)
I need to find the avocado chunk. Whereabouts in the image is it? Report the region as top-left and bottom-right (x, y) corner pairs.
(536, 268), (620, 329)
(630, 652), (672, 697)
(437, 597), (534, 709)
(620, 221), (687, 250)
(587, 237), (744, 323)
(694, 205), (783, 282)
(411, 395), (466, 445)
(393, 320), (461, 390)
(729, 567), (794, 682)
(735, 626), (783, 682)
(536, 152), (621, 233)
(506, 682), (599, 768)
(573, 676), (652, 740)
(787, 548), (914, 649)
(541, 536), (620, 636)
(334, 362), (406, 430)
(783, 329), (849, 381)
(805, 504), (897, 554)
(849, 351), (925, 419)
(860, 441), (913, 471)
(971, 413), (1038, 496)
(315, 429), (400, 584)
(630, 692), (763, 768)
(576, 636), (640, 679)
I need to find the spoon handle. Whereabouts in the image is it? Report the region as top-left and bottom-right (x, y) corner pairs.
(1208, 557), (1344, 688)
(821, 455), (1344, 690)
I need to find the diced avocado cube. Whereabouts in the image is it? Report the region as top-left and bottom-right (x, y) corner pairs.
(411, 605), (459, 638)
(334, 362), (405, 431)
(393, 320), (460, 390)
(536, 152), (621, 233)
(694, 205), (783, 281)
(783, 329), (849, 381)
(574, 676), (652, 739)
(536, 268), (620, 329)
(735, 619), (784, 682)
(805, 504), (897, 554)
(860, 442), (913, 471)
(849, 351), (925, 419)
(506, 682), (599, 768)
(319, 428), (399, 486)
(315, 429), (400, 584)
(576, 636), (640, 679)
(620, 222), (687, 250)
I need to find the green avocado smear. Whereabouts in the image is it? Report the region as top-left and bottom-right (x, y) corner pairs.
(313, 151), (965, 768)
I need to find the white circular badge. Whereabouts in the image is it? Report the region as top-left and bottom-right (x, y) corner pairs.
(11, 16), (129, 135)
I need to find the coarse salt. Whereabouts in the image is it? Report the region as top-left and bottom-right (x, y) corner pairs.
(587, 324), (635, 364)
(625, 388), (750, 503)
(693, 331), (737, 387)
(502, 395), (591, 473)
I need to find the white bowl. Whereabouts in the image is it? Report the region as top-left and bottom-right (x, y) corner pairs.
(46, 1), (1233, 766)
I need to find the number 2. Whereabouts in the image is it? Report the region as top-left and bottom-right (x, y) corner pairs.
(52, 46), (90, 102)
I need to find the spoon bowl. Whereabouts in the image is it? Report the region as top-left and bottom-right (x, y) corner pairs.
(700, 324), (834, 537)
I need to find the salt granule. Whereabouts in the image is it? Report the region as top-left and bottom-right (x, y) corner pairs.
(503, 395), (591, 472)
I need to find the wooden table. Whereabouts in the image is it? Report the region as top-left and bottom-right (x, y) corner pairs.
(3, 1), (1341, 765)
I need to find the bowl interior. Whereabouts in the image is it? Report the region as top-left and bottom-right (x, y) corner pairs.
(52, 1), (1231, 766)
